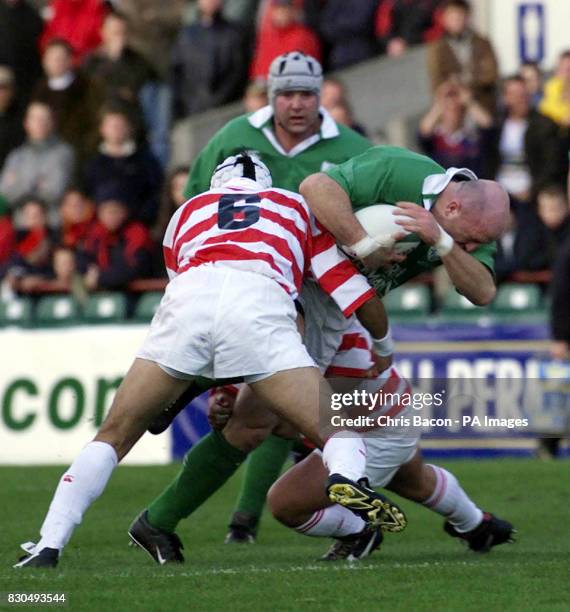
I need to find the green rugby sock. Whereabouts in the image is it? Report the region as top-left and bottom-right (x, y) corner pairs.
(147, 430), (247, 533)
(231, 434), (294, 526)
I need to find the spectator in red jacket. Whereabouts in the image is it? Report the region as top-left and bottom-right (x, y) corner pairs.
(39, 0), (109, 65)
(250, 0), (321, 81)
(1, 197), (54, 291)
(0, 193), (15, 268)
(81, 198), (154, 291)
(59, 188), (95, 250)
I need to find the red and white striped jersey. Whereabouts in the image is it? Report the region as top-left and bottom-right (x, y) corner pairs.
(325, 320), (375, 379)
(162, 178), (374, 315)
(325, 320), (411, 426)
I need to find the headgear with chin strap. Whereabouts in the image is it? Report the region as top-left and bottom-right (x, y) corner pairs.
(268, 52), (323, 105)
(210, 152), (273, 189)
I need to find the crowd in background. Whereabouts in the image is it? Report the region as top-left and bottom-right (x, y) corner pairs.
(0, 0), (569, 304)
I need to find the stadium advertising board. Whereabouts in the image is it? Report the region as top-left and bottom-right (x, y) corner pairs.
(173, 323), (569, 459)
(0, 326), (170, 464)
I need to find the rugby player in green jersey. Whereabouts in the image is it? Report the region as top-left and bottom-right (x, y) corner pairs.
(261, 146), (514, 560)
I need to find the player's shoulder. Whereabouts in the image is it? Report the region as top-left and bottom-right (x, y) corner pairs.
(361, 145), (444, 170)
(260, 186), (305, 204)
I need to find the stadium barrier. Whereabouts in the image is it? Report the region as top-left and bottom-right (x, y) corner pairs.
(2, 317), (569, 464)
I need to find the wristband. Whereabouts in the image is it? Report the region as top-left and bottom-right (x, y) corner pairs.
(372, 327), (394, 357)
(343, 234), (381, 259)
(435, 224), (454, 257)
(345, 232), (397, 259)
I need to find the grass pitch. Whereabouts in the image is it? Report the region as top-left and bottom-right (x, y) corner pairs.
(1, 459), (568, 611)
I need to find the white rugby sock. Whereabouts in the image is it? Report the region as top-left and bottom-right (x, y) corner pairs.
(422, 464), (483, 533)
(296, 505), (366, 538)
(36, 441), (118, 551)
(322, 431), (366, 482)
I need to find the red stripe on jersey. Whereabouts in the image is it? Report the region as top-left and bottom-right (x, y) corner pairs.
(337, 333), (370, 352)
(178, 244), (291, 293)
(311, 229), (337, 256)
(260, 208), (310, 259)
(257, 190), (310, 227)
(173, 212), (218, 262)
(172, 193), (221, 248)
(318, 259), (362, 296)
(163, 245), (176, 272)
(325, 365), (371, 378)
(202, 227), (303, 290)
(341, 287), (376, 317)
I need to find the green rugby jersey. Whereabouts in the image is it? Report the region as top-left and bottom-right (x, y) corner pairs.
(184, 106), (371, 197)
(325, 145), (497, 297)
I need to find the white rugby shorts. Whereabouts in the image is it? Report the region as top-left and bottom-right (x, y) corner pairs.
(137, 264), (315, 382)
(300, 278), (353, 372)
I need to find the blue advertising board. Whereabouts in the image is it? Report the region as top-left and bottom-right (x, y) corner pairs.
(171, 322), (570, 459)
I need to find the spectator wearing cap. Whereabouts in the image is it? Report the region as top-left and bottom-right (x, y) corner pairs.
(39, 0), (109, 65)
(33, 38), (105, 161)
(79, 198), (154, 291)
(84, 107), (163, 226)
(0, 66), (25, 168)
(0, 101), (75, 227)
(0, 0), (43, 103)
(249, 0), (321, 81)
(170, 0), (246, 119)
(427, 0), (498, 114)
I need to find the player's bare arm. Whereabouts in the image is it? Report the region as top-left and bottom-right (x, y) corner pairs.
(301, 173), (407, 270)
(393, 201), (496, 306)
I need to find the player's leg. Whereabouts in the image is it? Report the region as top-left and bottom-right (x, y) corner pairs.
(267, 451), (383, 560)
(226, 413), (297, 543)
(15, 358), (190, 568)
(249, 367), (407, 532)
(130, 384), (283, 562)
(387, 451), (515, 552)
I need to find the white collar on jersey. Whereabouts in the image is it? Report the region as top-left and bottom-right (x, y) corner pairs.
(247, 105), (340, 158)
(422, 167), (478, 210)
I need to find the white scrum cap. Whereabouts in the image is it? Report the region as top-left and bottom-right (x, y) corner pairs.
(210, 152), (273, 189)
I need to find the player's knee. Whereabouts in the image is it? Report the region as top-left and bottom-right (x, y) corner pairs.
(96, 420), (140, 461)
(267, 481), (297, 527)
(224, 422), (271, 452)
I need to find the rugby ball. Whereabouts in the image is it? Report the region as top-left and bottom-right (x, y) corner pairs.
(355, 204), (420, 255)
